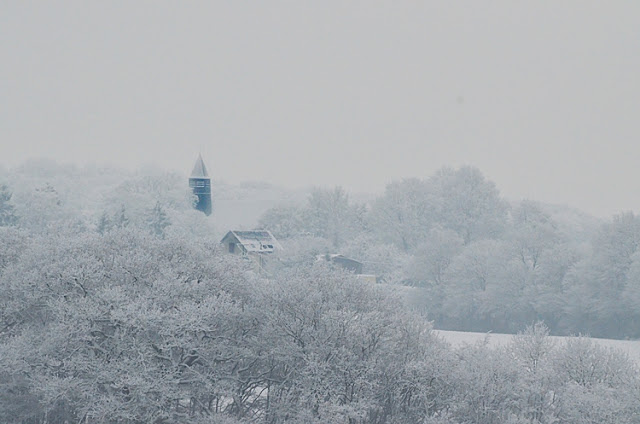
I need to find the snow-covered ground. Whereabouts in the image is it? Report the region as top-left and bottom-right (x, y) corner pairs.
(435, 329), (640, 365)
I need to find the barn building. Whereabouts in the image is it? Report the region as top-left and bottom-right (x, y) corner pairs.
(221, 230), (283, 271)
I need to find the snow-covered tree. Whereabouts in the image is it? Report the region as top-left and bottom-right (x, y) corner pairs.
(11, 183), (80, 234)
(112, 204), (129, 229)
(95, 211), (112, 235)
(0, 184), (18, 227)
(441, 239), (516, 331)
(563, 212), (640, 337)
(429, 166), (508, 244)
(369, 178), (435, 252)
(303, 186), (366, 248)
(508, 322), (559, 422)
(147, 201), (171, 238)
(551, 336), (640, 423)
(408, 226), (464, 287)
(258, 205), (305, 239)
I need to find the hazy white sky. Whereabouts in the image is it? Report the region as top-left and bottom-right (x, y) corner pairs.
(2, 2), (639, 217)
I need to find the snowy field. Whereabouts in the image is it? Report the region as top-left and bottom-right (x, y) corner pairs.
(435, 330), (640, 365)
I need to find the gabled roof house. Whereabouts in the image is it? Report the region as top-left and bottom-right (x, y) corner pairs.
(221, 230), (283, 255)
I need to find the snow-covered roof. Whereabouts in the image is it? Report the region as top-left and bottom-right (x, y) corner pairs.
(222, 230), (283, 253)
(316, 254), (362, 265)
(190, 154), (210, 179)
(316, 254), (363, 273)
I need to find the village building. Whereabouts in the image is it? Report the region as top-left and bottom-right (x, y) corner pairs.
(318, 254), (363, 274)
(220, 230), (282, 271)
(317, 254), (378, 283)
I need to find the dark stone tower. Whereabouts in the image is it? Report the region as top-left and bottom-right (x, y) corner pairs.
(189, 154), (212, 216)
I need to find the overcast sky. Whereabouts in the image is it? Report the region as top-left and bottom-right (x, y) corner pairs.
(2, 2), (639, 217)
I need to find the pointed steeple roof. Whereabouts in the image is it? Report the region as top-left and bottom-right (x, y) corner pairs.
(190, 154), (210, 178)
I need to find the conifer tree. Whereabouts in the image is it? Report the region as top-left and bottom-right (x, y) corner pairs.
(148, 201), (170, 238)
(113, 204), (129, 229)
(0, 184), (18, 227)
(96, 211), (112, 235)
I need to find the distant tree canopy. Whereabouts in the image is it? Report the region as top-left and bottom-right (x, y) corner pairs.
(270, 167), (507, 256)
(368, 167), (508, 251)
(256, 166), (640, 338)
(3, 161), (640, 338)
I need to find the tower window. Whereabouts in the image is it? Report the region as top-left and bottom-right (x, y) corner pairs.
(196, 181), (205, 187)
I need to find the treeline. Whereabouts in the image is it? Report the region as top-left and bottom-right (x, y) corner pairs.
(1, 161), (640, 338)
(259, 167), (640, 339)
(1, 229), (639, 423)
(0, 162), (217, 240)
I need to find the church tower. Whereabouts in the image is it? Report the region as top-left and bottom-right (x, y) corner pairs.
(189, 154), (212, 216)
